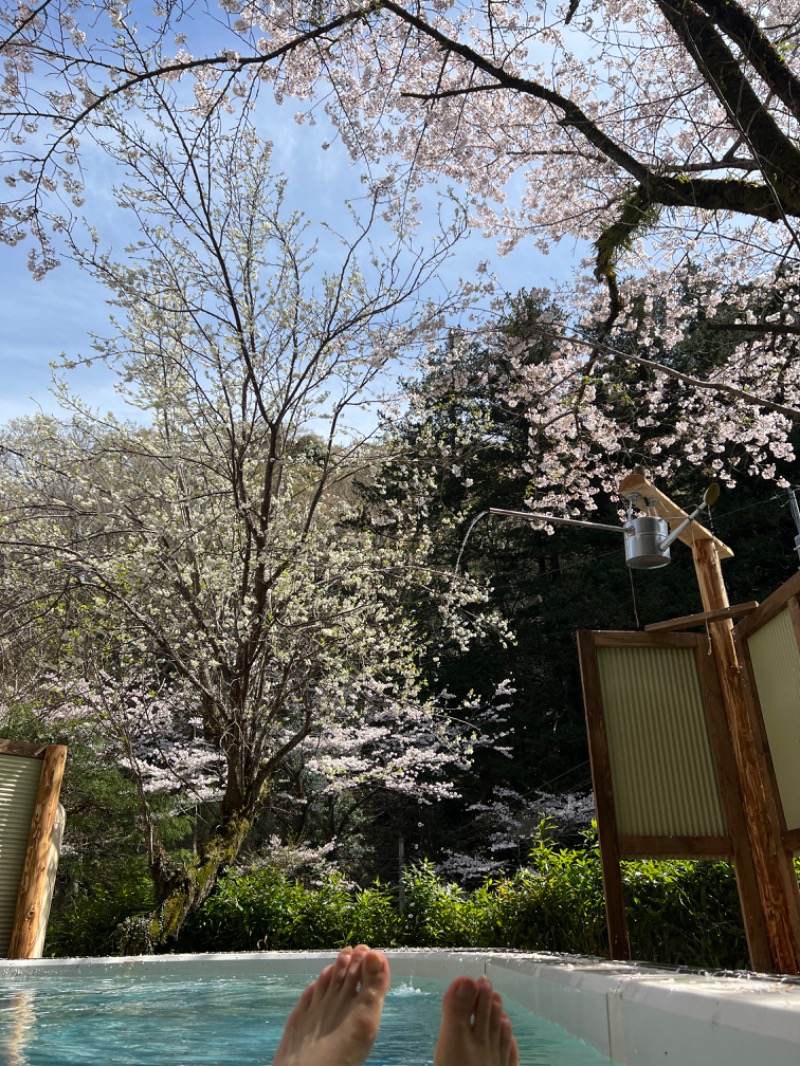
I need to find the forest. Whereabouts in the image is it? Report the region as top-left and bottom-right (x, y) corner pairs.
(2, 263), (797, 959)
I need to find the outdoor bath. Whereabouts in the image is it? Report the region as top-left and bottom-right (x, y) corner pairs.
(5, 7), (800, 1065)
(1, 949), (799, 1066)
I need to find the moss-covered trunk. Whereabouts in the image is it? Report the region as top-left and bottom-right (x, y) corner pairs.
(159, 814), (252, 947)
(117, 813), (252, 954)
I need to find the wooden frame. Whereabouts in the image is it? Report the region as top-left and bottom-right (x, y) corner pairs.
(577, 630), (769, 966)
(644, 601), (758, 633)
(734, 571), (800, 850)
(0, 739), (67, 959)
(616, 471), (800, 974)
(578, 630), (631, 959)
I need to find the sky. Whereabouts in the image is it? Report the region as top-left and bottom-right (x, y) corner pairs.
(0, 92), (583, 427)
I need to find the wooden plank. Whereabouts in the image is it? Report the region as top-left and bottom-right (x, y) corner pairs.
(8, 745), (67, 960)
(592, 629), (698, 649)
(618, 471), (734, 559)
(618, 835), (732, 858)
(0, 740), (49, 760)
(734, 571), (800, 641)
(787, 828), (800, 855)
(787, 595), (800, 648)
(577, 630), (631, 961)
(692, 537), (800, 974)
(694, 634), (774, 974)
(644, 601), (758, 633)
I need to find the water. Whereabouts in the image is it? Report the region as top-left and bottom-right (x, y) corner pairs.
(0, 973), (613, 1065)
(452, 510), (490, 578)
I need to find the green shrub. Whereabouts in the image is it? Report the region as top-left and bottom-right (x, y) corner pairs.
(45, 863), (154, 957)
(491, 838), (747, 968)
(48, 844), (762, 970)
(623, 857), (746, 969)
(490, 840), (608, 956)
(400, 860), (489, 947)
(345, 882), (402, 947)
(180, 870), (400, 952)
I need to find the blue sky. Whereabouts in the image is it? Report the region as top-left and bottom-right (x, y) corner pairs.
(0, 98), (582, 427)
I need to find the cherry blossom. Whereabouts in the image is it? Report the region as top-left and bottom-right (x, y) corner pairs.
(2, 0), (799, 502)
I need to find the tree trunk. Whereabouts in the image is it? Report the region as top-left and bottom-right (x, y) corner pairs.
(116, 812), (253, 954)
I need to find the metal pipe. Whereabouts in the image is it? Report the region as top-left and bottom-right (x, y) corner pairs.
(787, 488), (800, 566)
(657, 505), (703, 552)
(489, 507), (625, 535)
(788, 487), (800, 534)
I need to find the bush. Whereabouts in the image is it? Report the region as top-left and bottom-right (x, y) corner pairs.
(45, 863), (155, 957)
(400, 860), (490, 947)
(180, 871), (400, 952)
(623, 857), (746, 969)
(49, 843), (762, 970)
(491, 839), (748, 968)
(491, 840), (608, 956)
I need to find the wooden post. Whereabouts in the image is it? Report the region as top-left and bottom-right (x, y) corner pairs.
(692, 538), (800, 974)
(620, 472), (800, 974)
(577, 630), (631, 960)
(8, 744), (67, 960)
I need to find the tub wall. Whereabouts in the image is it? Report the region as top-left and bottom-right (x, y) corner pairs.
(479, 953), (800, 1066)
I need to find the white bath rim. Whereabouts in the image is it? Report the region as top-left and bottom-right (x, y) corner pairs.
(2, 949), (800, 1065)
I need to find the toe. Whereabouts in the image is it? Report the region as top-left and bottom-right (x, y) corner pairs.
(292, 980), (317, 1019)
(345, 945), (370, 990)
(509, 1030), (520, 1066)
(473, 977), (494, 1037)
(315, 964), (334, 994)
(360, 950), (390, 1004)
(331, 948), (353, 988)
(441, 976), (478, 1026)
(490, 992), (504, 1037)
(499, 1013), (513, 1064)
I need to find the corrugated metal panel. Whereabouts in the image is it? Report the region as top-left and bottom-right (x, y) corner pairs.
(0, 754), (42, 956)
(746, 607), (800, 832)
(597, 646), (726, 837)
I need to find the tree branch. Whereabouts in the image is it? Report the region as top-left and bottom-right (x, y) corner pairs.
(656, 0), (800, 207)
(693, 0), (800, 123)
(521, 325), (800, 422)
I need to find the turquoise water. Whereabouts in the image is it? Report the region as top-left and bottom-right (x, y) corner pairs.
(0, 973), (613, 1065)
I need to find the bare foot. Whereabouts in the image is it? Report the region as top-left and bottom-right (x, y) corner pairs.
(434, 975), (519, 1066)
(272, 945), (390, 1066)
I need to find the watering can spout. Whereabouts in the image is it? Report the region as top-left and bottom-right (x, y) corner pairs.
(657, 483), (720, 554)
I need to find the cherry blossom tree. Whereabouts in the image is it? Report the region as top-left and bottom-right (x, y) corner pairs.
(3, 0), (800, 507)
(438, 787), (596, 884)
(361, 289), (799, 889)
(0, 106), (505, 949)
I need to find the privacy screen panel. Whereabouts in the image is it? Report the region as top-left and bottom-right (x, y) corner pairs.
(0, 753), (42, 956)
(741, 604), (800, 834)
(594, 643), (727, 839)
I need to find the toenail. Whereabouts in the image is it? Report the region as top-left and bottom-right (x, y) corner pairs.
(365, 951), (384, 974)
(455, 981), (474, 1001)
